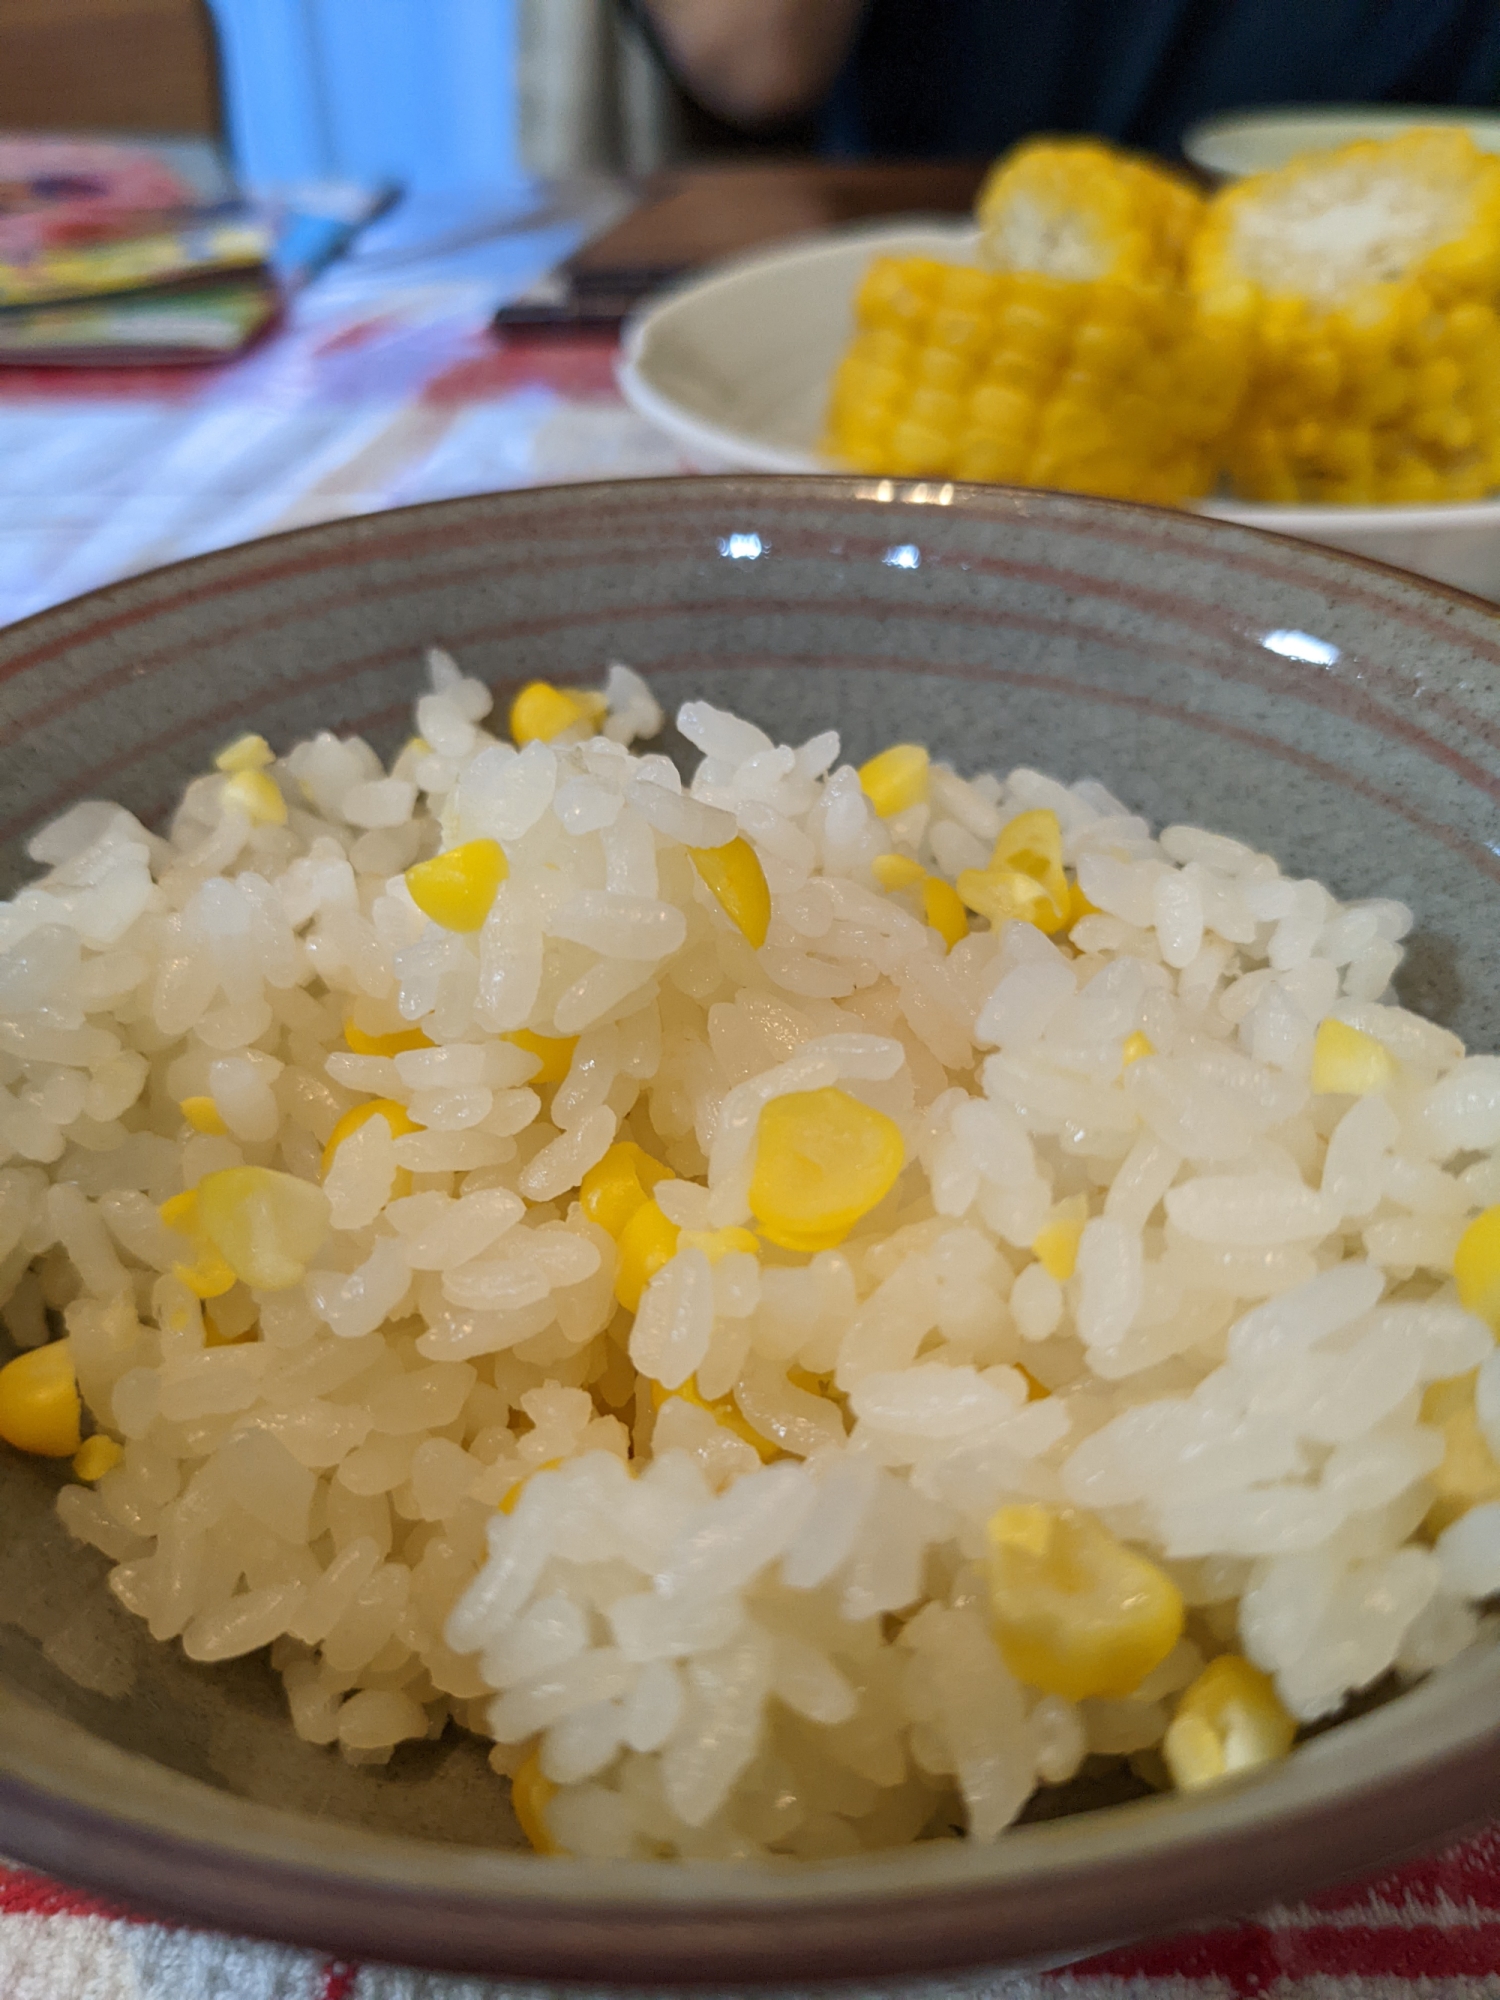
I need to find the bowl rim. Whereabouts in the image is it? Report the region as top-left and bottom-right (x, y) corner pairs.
(1182, 100), (1500, 176)
(5, 474), (1500, 1981)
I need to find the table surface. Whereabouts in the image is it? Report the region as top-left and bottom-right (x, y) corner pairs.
(0, 181), (689, 635)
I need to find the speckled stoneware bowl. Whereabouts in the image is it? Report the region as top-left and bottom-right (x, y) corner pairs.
(1, 476), (1499, 1987)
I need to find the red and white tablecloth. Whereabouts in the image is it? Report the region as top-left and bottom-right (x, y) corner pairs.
(5, 1827), (1500, 1999)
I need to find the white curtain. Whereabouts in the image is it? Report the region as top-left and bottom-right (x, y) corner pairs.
(517, 0), (681, 176)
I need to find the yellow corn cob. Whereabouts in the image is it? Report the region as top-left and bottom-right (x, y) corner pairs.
(825, 140), (1238, 506)
(976, 137), (1203, 288)
(1197, 129), (1500, 503)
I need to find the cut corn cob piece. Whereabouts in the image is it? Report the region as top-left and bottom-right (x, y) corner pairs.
(1197, 130), (1500, 503)
(749, 1087), (905, 1253)
(1312, 1018), (1397, 1095)
(1454, 1204), (1500, 1332)
(1163, 1655), (1295, 1790)
(687, 838), (771, 949)
(1422, 1371), (1500, 1532)
(509, 681), (608, 746)
(985, 1502), (1184, 1701)
(826, 141), (1234, 505)
(580, 1140), (676, 1241)
(0, 1340), (82, 1456)
(405, 839), (508, 933)
(73, 1433), (122, 1481)
(977, 138), (1203, 289)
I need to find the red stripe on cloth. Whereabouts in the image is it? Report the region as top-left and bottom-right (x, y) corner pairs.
(0, 1863), (142, 1925)
(320, 1962), (360, 2000)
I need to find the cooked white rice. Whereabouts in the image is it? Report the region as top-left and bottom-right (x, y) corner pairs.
(4, 649), (1499, 1861)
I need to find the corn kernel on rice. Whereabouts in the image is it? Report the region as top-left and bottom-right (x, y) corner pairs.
(4, 644), (1499, 1862)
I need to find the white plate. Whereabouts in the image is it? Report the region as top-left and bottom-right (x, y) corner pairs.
(618, 223), (1500, 601)
(1182, 104), (1500, 180)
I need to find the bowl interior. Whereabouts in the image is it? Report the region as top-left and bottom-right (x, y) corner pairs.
(3, 476), (1500, 1980)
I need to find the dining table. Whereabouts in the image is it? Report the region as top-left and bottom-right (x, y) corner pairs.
(1, 167), (1499, 2000)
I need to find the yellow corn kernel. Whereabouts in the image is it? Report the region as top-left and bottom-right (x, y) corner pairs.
(1032, 1195), (1088, 1282)
(73, 1433), (123, 1481)
(872, 852), (927, 890)
(0, 1341), (82, 1457)
(1068, 880), (1100, 927)
(203, 1305), (256, 1348)
(499, 1459), (561, 1515)
(1163, 1655), (1296, 1791)
(511, 1748), (562, 1854)
(678, 1225), (761, 1262)
(214, 733), (275, 773)
(405, 838), (507, 933)
(992, 809), (1069, 919)
(1311, 1018), (1397, 1095)
(580, 1141), (676, 1240)
(509, 681), (608, 746)
(955, 866), (1069, 934)
(503, 1029), (578, 1084)
(158, 1188), (238, 1300)
(1121, 1031), (1155, 1067)
(223, 768), (288, 827)
(615, 1198), (681, 1312)
(858, 744), (930, 817)
(1454, 1205), (1500, 1333)
(749, 1086), (905, 1253)
(687, 838), (771, 949)
(179, 1095), (226, 1135)
(985, 1502), (1184, 1702)
(1422, 1372), (1500, 1532)
(650, 1376), (779, 1462)
(921, 876), (969, 951)
(343, 1017), (433, 1057)
(195, 1166), (331, 1292)
(1018, 1364), (1051, 1401)
(321, 1098), (421, 1174)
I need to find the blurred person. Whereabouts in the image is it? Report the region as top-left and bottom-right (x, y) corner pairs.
(628, 0), (1500, 159)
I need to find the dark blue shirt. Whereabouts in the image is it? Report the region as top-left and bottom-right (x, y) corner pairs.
(822, 0), (1500, 159)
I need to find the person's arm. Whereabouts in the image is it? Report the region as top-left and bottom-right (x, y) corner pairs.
(634, 0), (866, 124)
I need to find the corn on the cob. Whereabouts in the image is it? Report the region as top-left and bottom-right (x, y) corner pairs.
(825, 140), (1239, 505)
(1196, 130), (1500, 503)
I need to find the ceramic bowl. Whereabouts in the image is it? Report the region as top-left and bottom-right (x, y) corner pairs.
(617, 228), (1500, 601)
(2, 476), (1500, 1985)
